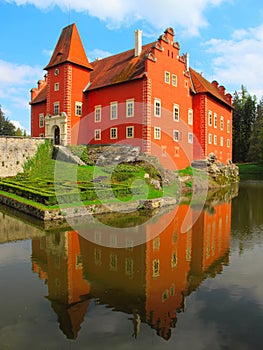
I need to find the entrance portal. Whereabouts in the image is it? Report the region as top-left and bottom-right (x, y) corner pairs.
(54, 126), (60, 145)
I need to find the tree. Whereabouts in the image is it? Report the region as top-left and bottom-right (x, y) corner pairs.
(248, 97), (263, 162)
(0, 105), (16, 136)
(232, 85), (257, 162)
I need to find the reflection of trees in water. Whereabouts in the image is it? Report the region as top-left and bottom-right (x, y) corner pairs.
(232, 182), (263, 234)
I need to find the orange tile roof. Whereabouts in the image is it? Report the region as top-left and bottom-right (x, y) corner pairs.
(30, 85), (47, 105)
(44, 23), (93, 70)
(190, 68), (232, 107)
(87, 42), (154, 91)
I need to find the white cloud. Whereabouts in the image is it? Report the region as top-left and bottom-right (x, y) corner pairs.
(88, 48), (113, 61)
(5, 0), (228, 36)
(203, 23), (263, 97)
(0, 59), (42, 85)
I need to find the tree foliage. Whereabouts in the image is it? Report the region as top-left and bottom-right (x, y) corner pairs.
(232, 86), (257, 162)
(0, 105), (16, 136)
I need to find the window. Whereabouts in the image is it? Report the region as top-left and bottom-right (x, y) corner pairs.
(172, 74), (177, 87)
(153, 237), (160, 251)
(188, 109), (193, 125)
(54, 68), (59, 76)
(152, 259), (160, 277)
(173, 130), (179, 142)
(220, 136), (224, 147)
(208, 110), (212, 126)
(110, 101), (118, 120)
(75, 102), (82, 116)
(126, 99), (134, 117)
(154, 98), (161, 117)
(171, 251), (177, 268)
(208, 133), (212, 144)
(165, 71), (170, 84)
(220, 116), (224, 130)
(214, 135), (217, 145)
(188, 132), (193, 144)
(54, 83), (59, 91)
(126, 126), (134, 138)
(110, 127), (118, 139)
(94, 129), (101, 140)
(54, 102), (60, 115)
(39, 113), (44, 128)
(39, 133), (44, 138)
(227, 120), (231, 133)
(161, 146), (167, 157)
(94, 105), (101, 122)
(173, 104), (179, 121)
(109, 254), (117, 271)
(227, 139), (230, 148)
(154, 126), (161, 140)
(214, 113), (217, 128)
(125, 258), (134, 275)
(174, 146), (180, 157)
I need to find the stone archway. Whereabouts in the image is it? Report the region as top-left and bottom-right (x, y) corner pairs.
(54, 126), (60, 145)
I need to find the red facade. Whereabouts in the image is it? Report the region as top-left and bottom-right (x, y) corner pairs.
(30, 24), (233, 169)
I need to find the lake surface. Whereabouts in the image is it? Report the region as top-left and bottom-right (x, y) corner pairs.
(0, 181), (263, 350)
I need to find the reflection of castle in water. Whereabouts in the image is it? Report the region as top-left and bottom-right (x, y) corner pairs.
(31, 201), (231, 340)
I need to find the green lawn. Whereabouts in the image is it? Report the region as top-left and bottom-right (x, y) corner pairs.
(237, 163), (263, 180)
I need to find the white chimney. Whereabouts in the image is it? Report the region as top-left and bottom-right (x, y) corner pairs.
(134, 29), (142, 57)
(185, 52), (190, 71)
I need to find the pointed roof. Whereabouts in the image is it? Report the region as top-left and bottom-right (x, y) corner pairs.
(190, 68), (232, 108)
(86, 42), (154, 91)
(44, 23), (93, 70)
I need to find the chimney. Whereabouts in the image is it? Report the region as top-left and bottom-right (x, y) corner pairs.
(185, 52), (189, 71)
(134, 29), (142, 57)
(211, 80), (219, 89)
(218, 85), (226, 95)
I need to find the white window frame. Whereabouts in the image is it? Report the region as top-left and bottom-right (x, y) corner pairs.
(220, 116), (224, 130)
(165, 71), (170, 84)
(172, 74), (177, 87)
(220, 136), (224, 147)
(110, 127), (118, 139)
(54, 82), (59, 91)
(110, 101), (118, 120)
(188, 132), (193, 144)
(75, 101), (82, 117)
(54, 102), (60, 115)
(188, 109), (193, 125)
(174, 146), (180, 158)
(173, 130), (179, 142)
(173, 104), (179, 122)
(39, 113), (44, 128)
(227, 139), (230, 148)
(208, 133), (212, 144)
(94, 129), (101, 140)
(94, 105), (102, 123)
(126, 126), (134, 138)
(154, 98), (161, 117)
(214, 135), (217, 145)
(227, 120), (231, 133)
(154, 126), (161, 140)
(214, 113), (217, 128)
(208, 110), (212, 126)
(126, 99), (134, 118)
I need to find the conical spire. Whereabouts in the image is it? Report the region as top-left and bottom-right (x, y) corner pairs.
(44, 23), (93, 70)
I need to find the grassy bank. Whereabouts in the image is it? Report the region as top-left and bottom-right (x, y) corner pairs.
(237, 163), (263, 180)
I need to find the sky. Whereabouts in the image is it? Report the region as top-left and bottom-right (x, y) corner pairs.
(0, 0), (263, 133)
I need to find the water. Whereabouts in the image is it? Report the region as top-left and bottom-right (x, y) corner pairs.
(0, 181), (263, 350)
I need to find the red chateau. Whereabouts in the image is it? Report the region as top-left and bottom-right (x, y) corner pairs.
(30, 23), (233, 169)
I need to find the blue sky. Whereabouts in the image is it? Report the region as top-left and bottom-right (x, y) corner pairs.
(0, 0), (263, 133)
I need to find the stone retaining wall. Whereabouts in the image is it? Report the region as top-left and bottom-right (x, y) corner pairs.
(0, 137), (45, 177)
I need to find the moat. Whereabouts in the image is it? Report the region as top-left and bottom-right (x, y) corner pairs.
(0, 180), (263, 350)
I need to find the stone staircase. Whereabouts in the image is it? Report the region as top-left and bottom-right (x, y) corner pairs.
(52, 145), (86, 165)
